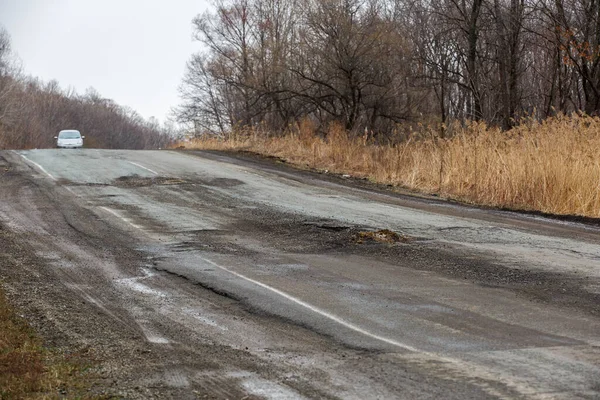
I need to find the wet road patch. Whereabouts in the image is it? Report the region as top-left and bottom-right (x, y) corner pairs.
(114, 175), (188, 187)
(112, 175), (244, 189)
(203, 178), (244, 188)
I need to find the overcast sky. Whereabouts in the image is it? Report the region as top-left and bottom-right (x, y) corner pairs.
(0, 0), (211, 123)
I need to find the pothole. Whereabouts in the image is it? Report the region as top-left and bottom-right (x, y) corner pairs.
(354, 229), (412, 244)
(113, 175), (188, 187)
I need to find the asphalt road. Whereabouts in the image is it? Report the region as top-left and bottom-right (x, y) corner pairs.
(1, 148), (599, 399)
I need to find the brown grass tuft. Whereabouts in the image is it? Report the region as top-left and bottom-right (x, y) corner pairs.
(178, 114), (600, 218)
(0, 285), (94, 398)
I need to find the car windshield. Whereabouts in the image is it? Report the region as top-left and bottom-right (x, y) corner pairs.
(59, 131), (81, 139)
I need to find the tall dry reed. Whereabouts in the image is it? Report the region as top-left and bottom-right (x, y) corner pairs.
(181, 114), (600, 217)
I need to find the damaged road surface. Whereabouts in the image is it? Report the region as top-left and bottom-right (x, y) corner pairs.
(1, 149), (600, 399)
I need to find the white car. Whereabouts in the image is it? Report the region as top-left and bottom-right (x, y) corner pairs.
(55, 130), (84, 148)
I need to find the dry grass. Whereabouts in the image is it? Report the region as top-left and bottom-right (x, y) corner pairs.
(0, 285), (93, 399)
(179, 114), (600, 218)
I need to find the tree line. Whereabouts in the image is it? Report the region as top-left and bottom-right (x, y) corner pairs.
(176, 0), (600, 137)
(0, 27), (171, 150)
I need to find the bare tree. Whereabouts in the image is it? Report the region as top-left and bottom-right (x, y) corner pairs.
(0, 27), (23, 131)
(177, 0), (600, 136)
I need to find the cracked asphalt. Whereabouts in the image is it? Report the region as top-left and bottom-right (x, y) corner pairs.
(0, 148), (599, 399)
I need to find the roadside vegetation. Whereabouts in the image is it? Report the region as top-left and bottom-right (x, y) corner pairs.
(0, 285), (93, 399)
(0, 27), (172, 150)
(179, 114), (600, 218)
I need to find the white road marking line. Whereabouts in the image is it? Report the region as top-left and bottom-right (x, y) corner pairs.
(100, 206), (144, 230)
(198, 256), (544, 397)
(16, 153), (57, 181)
(13, 152), (89, 199)
(128, 161), (159, 175)
(199, 256), (420, 352)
